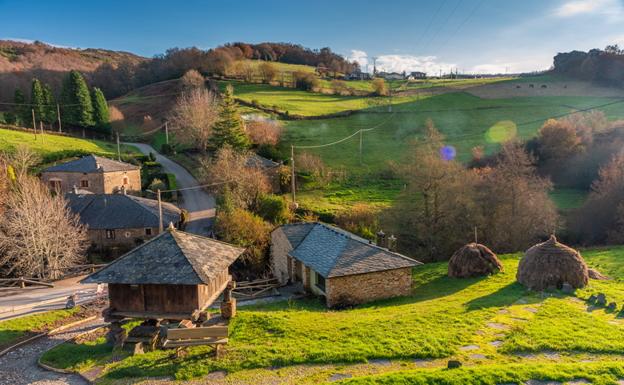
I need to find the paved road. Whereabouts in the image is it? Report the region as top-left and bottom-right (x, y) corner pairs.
(0, 276), (100, 322)
(127, 143), (216, 236)
(0, 319), (104, 385)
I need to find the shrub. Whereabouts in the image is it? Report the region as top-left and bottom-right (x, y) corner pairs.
(215, 208), (272, 269)
(257, 194), (291, 224)
(246, 119), (282, 146)
(372, 78), (388, 96)
(160, 143), (175, 155)
(293, 71), (319, 91)
(335, 203), (380, 240)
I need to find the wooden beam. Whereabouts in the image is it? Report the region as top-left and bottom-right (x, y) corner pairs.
(162, 338), (228, 348)
(167, 326), (228, 340)
(110, 310), (196, 321)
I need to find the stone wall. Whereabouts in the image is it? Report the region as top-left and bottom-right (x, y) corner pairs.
(102, 170), (141, 194)
(41, 169), (141, 194)
(41, 171), (105, 194)
(326, 267), (413, 308)
(270, 228), (293, 284)
(89, 226), (159, 249)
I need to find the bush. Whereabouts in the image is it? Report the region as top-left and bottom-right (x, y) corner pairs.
(372, 78), (388, 96)
(256, 194), (291, 224)
(160, 143), (175, 155)
(148, 152), (156, 162)
(335, 203), (380, 240)
(293, 71), (319, 91)
(215, 208), (272, 269)
(257, 144), (286, 163)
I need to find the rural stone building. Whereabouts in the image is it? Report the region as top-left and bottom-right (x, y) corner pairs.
(83, 226), (244, 320)
(65, 189), (182, 251)
(41, 154), (141, 194)
(271, 222), (420, 308)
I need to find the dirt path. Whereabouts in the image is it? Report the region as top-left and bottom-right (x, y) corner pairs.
(127, 143), (216, 236)
(0, 319), (105, 385)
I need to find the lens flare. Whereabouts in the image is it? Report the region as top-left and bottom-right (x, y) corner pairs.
(486, 120), (517, 143)
(440, 145), (457, 161)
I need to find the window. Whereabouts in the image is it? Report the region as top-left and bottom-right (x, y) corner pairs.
(80, 179), (89, 188)
(145, 228), (152, 236)
(105, 229), (115, 239)
(122, 176), (129, 185)
(49, 180), (61, 191)
(315, 271), (326, 292)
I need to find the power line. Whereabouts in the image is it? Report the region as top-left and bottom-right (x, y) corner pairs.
(421, 0), (463, 53)
(413, 0), (447, 53)
(438, 0), (485, 52)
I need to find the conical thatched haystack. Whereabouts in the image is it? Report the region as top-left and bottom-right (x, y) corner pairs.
(517, 235), (589, 291)
(448, 243), (503, 278)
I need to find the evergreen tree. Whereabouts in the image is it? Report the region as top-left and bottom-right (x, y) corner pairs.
(42, 84), (57, 124)
(12, 89), (29, 127)
(30, 78), (45, 123)
(90, 87), (110, 133)
(60, 70), (94, 127)
(210, 84), (250, 150)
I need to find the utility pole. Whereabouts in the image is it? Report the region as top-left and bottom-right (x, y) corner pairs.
(116, 131), (121, 161)
(164, 121), (169, 145)
(157, 189), (163, 233)
(290, 145), (296, 204)
(39, 120), (44, 138)
(474, 226), (478, 244)
(31, 109), (37, 140)
(57, 104), (62, 132)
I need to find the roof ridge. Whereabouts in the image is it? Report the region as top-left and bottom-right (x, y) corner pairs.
(125, 194), (163, 223)
(169, 230), (208, 283)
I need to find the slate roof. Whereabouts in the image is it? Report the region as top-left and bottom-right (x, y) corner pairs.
(82, 229), (245, 285)
(65, 192), (181, 230)
(43, 155), (139, 173)
(276, 222), (421, 278)
(245, 154), (280, 169)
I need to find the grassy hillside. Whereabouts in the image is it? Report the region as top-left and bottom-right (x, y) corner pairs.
(282, 92), (624, 170)
(41, 245), (624, 383)
(224, 81), (422, 116)
(0, 127), (139, 164)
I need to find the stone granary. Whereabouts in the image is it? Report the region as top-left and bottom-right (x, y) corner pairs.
(82, 225), (245, 321)
(65, 189), (182, 251)
(271, 222), (421, 308)
(41, 154), (141, 194)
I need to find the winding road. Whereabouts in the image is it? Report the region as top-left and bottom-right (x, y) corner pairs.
(127, 143), (216, 236)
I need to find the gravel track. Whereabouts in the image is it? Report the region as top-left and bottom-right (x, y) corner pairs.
(0, 319), (105, 385)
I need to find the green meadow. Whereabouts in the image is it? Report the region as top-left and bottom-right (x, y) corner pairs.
(41, 246), (624, 384)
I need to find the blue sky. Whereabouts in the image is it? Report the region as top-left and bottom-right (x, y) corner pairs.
(1, 0), (623, 74)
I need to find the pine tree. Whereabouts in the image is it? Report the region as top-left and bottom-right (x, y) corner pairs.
(42, 84), (57, 124)
(30, 78), (45, 123)
(12, 89), (29, 127)
(210, 84), (250, 150)
(90, 87), (110, 134)
(61, 70), (94, 127)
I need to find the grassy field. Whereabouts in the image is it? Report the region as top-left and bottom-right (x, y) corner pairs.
(0, 127), (139, 164)
(0, 308), (80, 347)
(224, 81), (423, 116)
(41, 245), (624, 383)
(549, 188), (588, 210)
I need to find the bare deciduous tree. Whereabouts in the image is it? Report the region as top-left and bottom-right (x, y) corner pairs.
(168, 88), (219, 151)
(245, 119), (283, 146)
(180, 69), (205, 90)
(0, 176), (88, 279)
(259, 61), (277, 84)
(200, 146), (271, 210)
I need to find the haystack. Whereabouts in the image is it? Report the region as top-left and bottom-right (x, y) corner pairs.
(448, 243), (503, 278)
(517, 235), (589, 291)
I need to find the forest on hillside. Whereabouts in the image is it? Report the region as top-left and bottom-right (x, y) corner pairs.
(553, 45), (624, 86)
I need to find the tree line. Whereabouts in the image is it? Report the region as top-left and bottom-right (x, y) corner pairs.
(91, 43), (359, 98)
(4, 70), (110, 134)
(553, 44), (624, 86)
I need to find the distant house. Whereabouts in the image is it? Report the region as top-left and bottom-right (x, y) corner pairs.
(65, 189), (182, 250)
(346, 69), (372, 80)
(271, 222), (421, 308)
(246, 154), (282, 193)
(41, 155), (141, 195)
(408, 71), (427, 80)
(377, 72), (405, 80)
(83, 226), (244, 320)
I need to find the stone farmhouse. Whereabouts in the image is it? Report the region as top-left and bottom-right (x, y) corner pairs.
(41, 155), (141, 195)
(65, 189), (182, 251)
(271, 222), (421, 308)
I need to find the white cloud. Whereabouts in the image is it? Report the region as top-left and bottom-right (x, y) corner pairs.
(554, 0), (624, 21)
(348, 50), (456, 75)
(348, 49), (368, 68)
(470, 56), (552, 75)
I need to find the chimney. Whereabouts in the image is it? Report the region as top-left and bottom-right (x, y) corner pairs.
(376, 229), (386, 248)
(387, 234), (397, 252)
